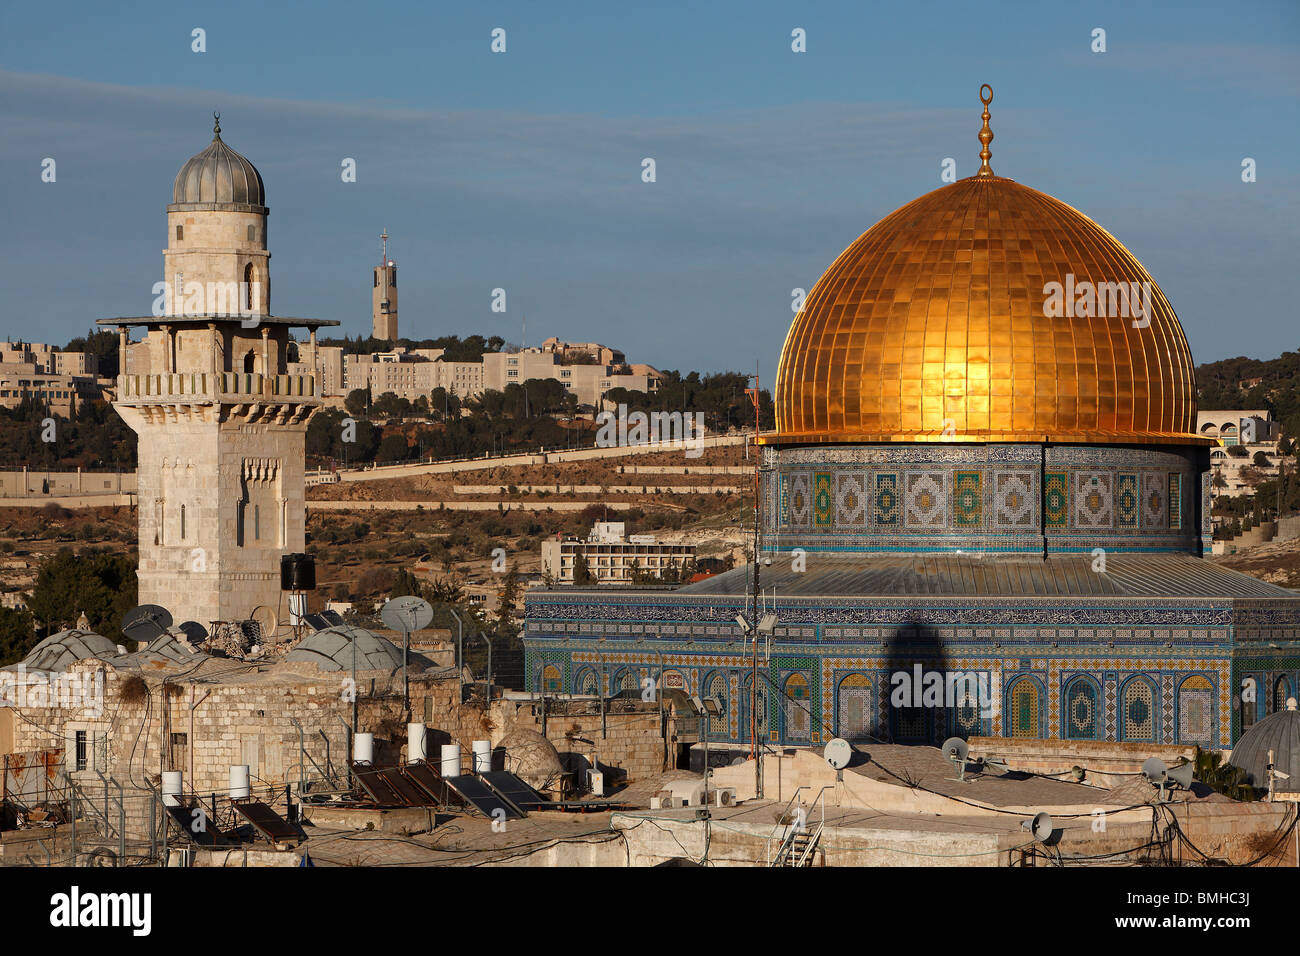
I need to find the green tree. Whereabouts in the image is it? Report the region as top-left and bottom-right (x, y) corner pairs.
(0, 606), (36, 666)
(344, 388), (371, 417)
(572, 551), (593, 585)
(26, 547), (137, 641)
(1193, 747), (1256, 801)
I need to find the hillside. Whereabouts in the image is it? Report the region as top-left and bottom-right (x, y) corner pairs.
(1196, 348), (1300, 439)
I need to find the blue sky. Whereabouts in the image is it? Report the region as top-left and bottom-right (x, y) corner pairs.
(1, 0), (1297, 379)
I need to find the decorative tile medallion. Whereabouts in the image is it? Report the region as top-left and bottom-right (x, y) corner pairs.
(994, 471), (1035, 528)
(813, 472), (833, 527)
(904, 472), (948, 528)
(874, 472), (900, 526)
(834, 473), (867, 528)
(1117, 473), (1138, 529)
(1074, 472), (1113, 528)
(1141, 472), (1166, 529)
(1044, 472), (1069, 529)
(954, 471), (982, 528)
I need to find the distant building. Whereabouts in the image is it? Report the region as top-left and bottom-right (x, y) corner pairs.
(372, 231), (398, 341)
(483, 347), (661, 409)
(0, 340), (102, 415)
(1199, 410), (1286, 497)
(541, 522), (695, 585)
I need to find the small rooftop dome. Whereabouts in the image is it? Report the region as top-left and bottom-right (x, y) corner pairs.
(21, 629), (121, 672)
(171, 113), (266, 208)
(1230, 698), (1300, 795)
(284, 625), (412, 672)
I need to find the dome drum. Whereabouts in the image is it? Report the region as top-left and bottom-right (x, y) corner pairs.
(761, 440), (1209, 557)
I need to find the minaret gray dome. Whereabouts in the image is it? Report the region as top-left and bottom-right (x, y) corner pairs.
(171, 113), (266, 207)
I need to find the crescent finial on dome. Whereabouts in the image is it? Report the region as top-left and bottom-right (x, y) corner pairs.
(213, 111), (221, 138)
(977, 84), (994, 176)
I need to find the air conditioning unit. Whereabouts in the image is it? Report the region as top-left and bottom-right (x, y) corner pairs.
(588, 769), (605, 796)
(713, 787), (737, 808)
(649, 790), (673, 810)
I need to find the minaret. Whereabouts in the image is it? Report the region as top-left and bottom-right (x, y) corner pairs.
(98, 116), (339, 633)
(372, 230), (398, 341)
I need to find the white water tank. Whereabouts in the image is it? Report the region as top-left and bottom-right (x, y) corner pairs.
(229, 765), (250, 800)
(441, 743), (461, 779)
(407, 723), (427, 763)
(353, 732), (374, 765)
(162, 770), (183, 807)
(472, 739), (492, 774)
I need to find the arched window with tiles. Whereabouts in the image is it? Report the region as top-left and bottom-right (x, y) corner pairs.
(783, 673), (811, 741)
(704, 672), (729, 736)
(1274, 675), (1293, 715)
(1120, 676), (1157, 741)
(837, 673), (874, 741)
(1007, 677), (1042, 739)
(540, 664), (562, 694)
(1178, 675), (1215, 745)
(1063, 675), (1101, 740)
(576, 668), (598, 697)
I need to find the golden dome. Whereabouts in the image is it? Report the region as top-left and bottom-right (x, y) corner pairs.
(771, 92), (1203, 446)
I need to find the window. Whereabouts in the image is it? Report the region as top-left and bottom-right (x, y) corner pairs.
(1121, 678), (1156, 741)
(75, 730), (88, 771)
(1063, 677), (1100, 739)
(176, 225), (183, 240)
(180, 504), (186, 540)
(254, 504), (260, 541)
(1179, 675), (1214, 744)
(541, 664), (562, 693)
(247, 224), (256, 241)
(837, 674), (873, 740)
(244, 263), (254, 310)
(1009, 678), (1041, 738)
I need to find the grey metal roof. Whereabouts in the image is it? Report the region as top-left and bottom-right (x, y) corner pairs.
(677, 553), (1297, 600)
(172, 123), (265, 206)
(20, 630), (122, 672)
(284, 625), (421, 673)
(1230, 702), (1300, 793)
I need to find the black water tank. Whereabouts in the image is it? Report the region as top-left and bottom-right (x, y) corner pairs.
(280, 552), (316, 591)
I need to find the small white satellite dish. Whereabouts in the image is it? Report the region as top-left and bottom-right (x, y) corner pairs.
(1022, 811), (1054, 843)
(381, 595), (434, 633)
(824, 738), (852, 770)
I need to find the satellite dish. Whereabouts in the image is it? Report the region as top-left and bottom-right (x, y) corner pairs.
(381, 595), (434, 633)
(249, 606), (277, 643)
(121, 605), (172, 644)
(178, 621), (209, 643)
(942, 737), (971, 782)
(1022, 811), (1054, 843)
(979, 756), (1011, 776)
(1141, 757), (1168, 785)
(1167, 763), (1195, 789)
(824, 738), (852, 770)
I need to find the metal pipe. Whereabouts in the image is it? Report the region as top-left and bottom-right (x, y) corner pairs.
(450, 609), (464, 702)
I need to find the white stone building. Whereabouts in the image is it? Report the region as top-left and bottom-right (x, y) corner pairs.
(1198, 409), (1287, 497)
(541, 521), (696, 584)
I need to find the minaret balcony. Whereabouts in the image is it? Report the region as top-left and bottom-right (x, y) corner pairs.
(117, 372), (319, 403)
